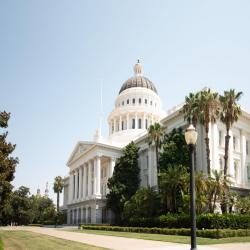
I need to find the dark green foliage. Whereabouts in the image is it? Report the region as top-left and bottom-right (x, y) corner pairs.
(106, 142), (140, 224)
(159, 128), (189, 171)
(2, 186), (56, 225)
(0, 111), (19, 224)
(122, 213), (250, 229)
(80, 224), (250, 238)
(123, 187), (160, 220)
(53, 176), (64, 212)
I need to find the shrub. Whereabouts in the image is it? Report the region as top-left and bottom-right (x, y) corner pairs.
(80, 225), (250, 238)
(125, 213), (250, 229)
(27, 224), (43, 227)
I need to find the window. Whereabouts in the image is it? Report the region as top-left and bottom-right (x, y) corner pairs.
(145, 99), (147, 104)
(127, 99), (129, 104)
(234, 161), (239, 182)
(233, 136), (236, 151)
(219, 158), (223, 171)
(132, 119), (135, 129)
(122, 121), (124, 130)
(122, 101), (124, 106)
(246, 141), (249, 155)
(145, 119), (148, 129)
(132, 98), (135, 104)
(150, 100), (152, 105)
(139, 98), (141, 104)
(247, 164), (250, 181)
(138, 118), (142, 129)
(219, 130), (222, 146)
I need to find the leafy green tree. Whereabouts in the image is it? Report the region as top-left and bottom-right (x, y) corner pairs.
(106, 142), (140, 224)
(123, 187), (160, 220)
(236, 195), (250, 214)
(219, 89), (242, 176)
(53, 176), (64, 212)
(8, 186), (33, 225)
(159, 128), (189, 172)
(0, 111), (19, 224)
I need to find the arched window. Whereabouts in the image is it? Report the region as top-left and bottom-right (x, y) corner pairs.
(150, 100), (153, 105)
(145, 99), (147, 104)
(139, 98), (141, 104)
(145, 119), (148, 129)
(138, 118), (142, 129)
(127, 99), (129, 104)
(122, 101), (124, 106)
(247, 164), (250, 181)
(132, 119), (135, 129)
(122, 121), (124, 130)
(234, 161), (239, 181)
(132, 98), (135, 104)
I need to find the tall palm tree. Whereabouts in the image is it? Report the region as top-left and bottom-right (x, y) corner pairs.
(219, 89), (242, 176)
(182, 92), (199, 127)
(198, 89), (220, 176)
(53, 176), (64, 212)
(147, 123), (165, 180)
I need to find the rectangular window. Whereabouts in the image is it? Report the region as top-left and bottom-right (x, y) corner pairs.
(219, 130), (222, 146)
(233, 136), (236, 151)
(132, 98), (135, 104)
(132, 119), (135, 129)
(246, 141), (249, 155)
(127, 99), (129, 104)
(145, 119), (148, 129)
(145, 99), (147, 104)
(138, 119), (142, 129)
(139, 98), (141, 104)
(247, 165), (250, 180)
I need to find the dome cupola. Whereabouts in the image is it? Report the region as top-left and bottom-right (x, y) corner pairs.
(119, 60), (158, 94)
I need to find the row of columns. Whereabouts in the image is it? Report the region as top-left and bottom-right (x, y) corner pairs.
(109, 113), (156, 134)
(69, 157), (116, 203)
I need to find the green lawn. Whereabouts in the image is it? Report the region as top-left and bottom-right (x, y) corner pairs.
(0, 230), (109, 250)
(64, 228), (250, 245)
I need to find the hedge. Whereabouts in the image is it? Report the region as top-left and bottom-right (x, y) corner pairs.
(80, 225), (250, 239)
(125, 214), (250, 229)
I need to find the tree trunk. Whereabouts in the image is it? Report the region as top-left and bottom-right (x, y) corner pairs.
(224, 130), (230, 176)
(57, 192), (59, 212)
(156, 146), (160, 189)
(205, 124), (211, 176)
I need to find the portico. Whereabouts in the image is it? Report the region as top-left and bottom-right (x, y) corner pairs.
(65, 141), (121, 224)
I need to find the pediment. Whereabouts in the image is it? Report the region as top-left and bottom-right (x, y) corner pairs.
(67, 141), (94, 165)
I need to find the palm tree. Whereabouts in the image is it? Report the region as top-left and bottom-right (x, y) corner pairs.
(160, 165), (187, 212)
(182, 92), (199, 127)
(53, 176), (64, 212)
(219, 89), (242, 176)
(198, 89), (220, 176)
(147, 123), (165, 185)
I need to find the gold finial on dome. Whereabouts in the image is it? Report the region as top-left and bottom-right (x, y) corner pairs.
(134, 59), (143, 76)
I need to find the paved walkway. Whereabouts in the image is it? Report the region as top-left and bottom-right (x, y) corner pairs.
(1, 226), (250, 250)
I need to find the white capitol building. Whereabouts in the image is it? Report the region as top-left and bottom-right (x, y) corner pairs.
(63, 61), (250, 224)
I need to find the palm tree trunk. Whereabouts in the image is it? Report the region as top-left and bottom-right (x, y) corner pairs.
(57, 192), (59, 212)
(156, 146), (160, 188)
(224, 129), (230, 176)
(205, 124), (211, 176)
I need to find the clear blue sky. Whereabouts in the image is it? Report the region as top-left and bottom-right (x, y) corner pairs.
(1, 0), (250, 202)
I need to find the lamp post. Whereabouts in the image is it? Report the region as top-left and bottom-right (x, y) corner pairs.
(185, 124), (198, 250)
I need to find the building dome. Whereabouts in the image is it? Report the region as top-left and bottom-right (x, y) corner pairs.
(119, 60), (158, 94)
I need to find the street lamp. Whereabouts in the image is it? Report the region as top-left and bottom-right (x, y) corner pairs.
(185, 124), (198, 250)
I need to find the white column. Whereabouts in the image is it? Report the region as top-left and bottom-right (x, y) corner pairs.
(119, 116), (122, 131)
(126, 114), (129, 129)
(241, 132), (246, 185)
(74, 171), (77, 201)
(88, 161), (92, 197)
(95, 156), (101, 196)
(114, 118), (117, 132)
(148, 147), (152, 186)
(228, 129), (234, 177)
(109, 157), (116, 178)
(79, 166), (83, 199)
(135, 113), (138, 129)
(83, 163), (87, 198)
(69, 172), (74, 203)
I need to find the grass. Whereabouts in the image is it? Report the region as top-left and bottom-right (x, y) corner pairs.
(0, 238), (3, 250)
(64, 228), (250, 245)
(0, 230), (110, 250)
